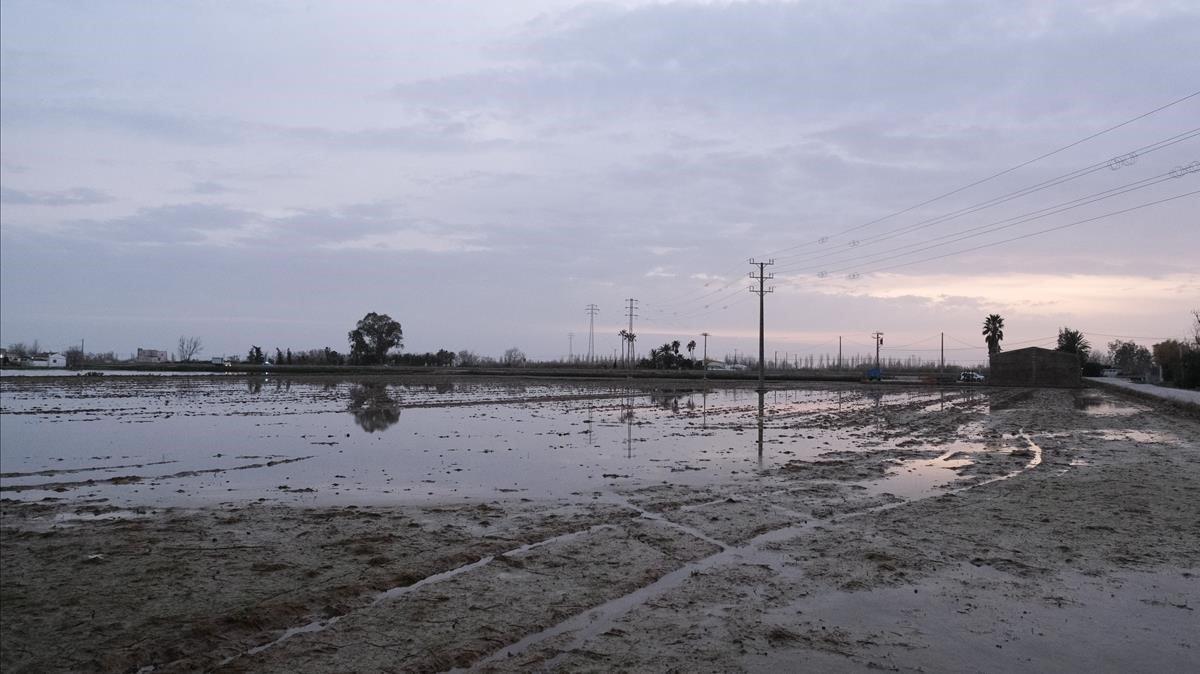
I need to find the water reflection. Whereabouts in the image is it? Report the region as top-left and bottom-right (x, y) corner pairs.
(621, 393), (636, 458)
(756, 389), (765, 469)
(347, 383), (402, 433)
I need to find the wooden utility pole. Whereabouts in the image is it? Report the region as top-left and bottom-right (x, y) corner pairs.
(701, 332), (710, 380)
(872, 332), (884, 371)
(749, 259), (775, 390)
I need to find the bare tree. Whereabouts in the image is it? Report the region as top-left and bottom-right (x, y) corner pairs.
(502, 347), (526, 367)
(177, 336), (203, 362)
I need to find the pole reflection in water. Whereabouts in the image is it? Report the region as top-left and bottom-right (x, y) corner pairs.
(620, 393), (635, 459)
(586, 400), (595, 447)
(701, 390), (708, 431)
(756, 389), (765, 470)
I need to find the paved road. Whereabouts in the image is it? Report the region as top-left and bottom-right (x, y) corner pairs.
(1086, 377), (1200, 406)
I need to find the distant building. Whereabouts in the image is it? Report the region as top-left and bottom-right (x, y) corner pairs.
(30, 352), (67, 368)
(136, 348), (169, 363)
(989, 347), (1081, 388)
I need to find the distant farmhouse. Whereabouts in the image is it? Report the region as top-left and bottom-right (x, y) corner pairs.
(136, 348), (169, 364)
(989, 347), (1080, 388)
(30, 352), (68, 368)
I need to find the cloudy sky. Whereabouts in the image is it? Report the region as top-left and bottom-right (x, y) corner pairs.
(2, 0), (1197, 365)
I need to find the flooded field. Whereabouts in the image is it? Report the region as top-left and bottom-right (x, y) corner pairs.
(1, 376), (996, 505)
(2, 376), (1197, 673)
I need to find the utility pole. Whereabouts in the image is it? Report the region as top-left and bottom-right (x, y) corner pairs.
(701, 332), (710, 380)
(838, 336), (842, 370)
(872, 331), (884, 371)
(940, 332), (944, 378)
(585, 304), (599, 363)
(749, 259), (775, 390)
(568, 332), (575, 363)
(625, 298), (638, 368)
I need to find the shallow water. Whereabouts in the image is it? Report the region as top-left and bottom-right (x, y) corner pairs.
(1, 377), (987, 506)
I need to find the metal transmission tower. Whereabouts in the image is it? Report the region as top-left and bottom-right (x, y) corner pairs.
(748, 259), (775, 390)
(585, 304), (599, 363)
(624, 298), (638, 367)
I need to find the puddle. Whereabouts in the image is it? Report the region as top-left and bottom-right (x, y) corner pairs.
(1073, 393), (1144, 417)
(1088, 429), (1176, 444)
(2, 378), (996, 507)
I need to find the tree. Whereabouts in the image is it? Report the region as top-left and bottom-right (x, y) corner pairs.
(1152, 339), (1191, 384)
(502, 347), (526, 367)
(456, 350), (480, 367)
(1108, 340), (1152, 374)
(348, 312), (403, 365)
(1055, 327), (1090, 366)
(5, 342), (32, 359)
(64, 346), (85, 368)
(177, 336), (203, 362)
(982, 314), (1005, 355)
(247, 345), (265, 364)
(687, 340), (696, 361)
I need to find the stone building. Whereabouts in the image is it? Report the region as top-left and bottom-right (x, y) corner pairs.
(988, 346), (1081, 388)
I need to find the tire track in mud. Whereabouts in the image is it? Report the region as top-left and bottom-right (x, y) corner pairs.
(0, 459), (178, 479)
(0, 456), (314, 493)
(215, 524), (622, 669)
(458, 431), (1044, 672)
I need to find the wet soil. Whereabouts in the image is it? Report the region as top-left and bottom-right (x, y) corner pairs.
(1, 383), (1197, 672)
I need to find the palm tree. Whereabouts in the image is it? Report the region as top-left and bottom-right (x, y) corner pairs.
(982, 314), (1005, 355)
(1056, 327), (1091, 366)
(1055, 327), (1090, 355)
(618, 329), (628, 363)
(686, 340), (697, 361)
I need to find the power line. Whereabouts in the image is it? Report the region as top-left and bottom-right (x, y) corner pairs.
(846, 189), (1199, 277)
(783, 165), (1193, 277)
(772, 128), (1200, 267)
(761, 90), (1200, 258)
(643, 93), (1199, 314)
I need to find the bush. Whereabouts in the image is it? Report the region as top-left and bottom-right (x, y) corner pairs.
(1180, 351), (1200, 389)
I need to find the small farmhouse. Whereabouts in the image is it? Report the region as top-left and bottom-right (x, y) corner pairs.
(30, 352), (68, 368)
(989, 346), (1081, 388)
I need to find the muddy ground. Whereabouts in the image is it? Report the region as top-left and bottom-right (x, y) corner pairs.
(1, 384), (1198, 672)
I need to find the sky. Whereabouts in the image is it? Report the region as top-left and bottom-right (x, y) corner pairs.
(2, 0), (1198, 366)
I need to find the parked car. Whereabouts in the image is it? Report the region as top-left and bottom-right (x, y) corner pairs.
(958, 371), (985, 383)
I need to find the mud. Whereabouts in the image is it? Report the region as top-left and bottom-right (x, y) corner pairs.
(1, 380), (1197, 672)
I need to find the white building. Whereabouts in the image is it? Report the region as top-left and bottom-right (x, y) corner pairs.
(31, 352), (67, 368)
